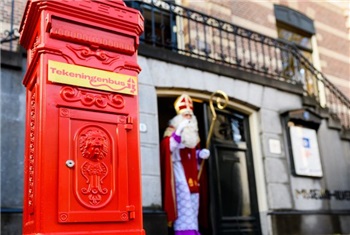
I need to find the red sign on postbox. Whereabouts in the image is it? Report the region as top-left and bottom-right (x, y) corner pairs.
(19, 1), (144, 234)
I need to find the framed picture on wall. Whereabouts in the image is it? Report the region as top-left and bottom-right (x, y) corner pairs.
(289, 126), (323, 177)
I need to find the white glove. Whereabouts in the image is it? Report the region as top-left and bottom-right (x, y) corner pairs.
(199, 149), (210, 159)
(175, 119), (190, 135)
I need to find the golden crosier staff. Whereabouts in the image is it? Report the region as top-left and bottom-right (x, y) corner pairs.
(197, 90), (229, 181)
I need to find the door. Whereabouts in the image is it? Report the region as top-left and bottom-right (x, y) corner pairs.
(58, 107), (134, 223)
(157, 96), (261, 235)
(208, 109), (261, 235)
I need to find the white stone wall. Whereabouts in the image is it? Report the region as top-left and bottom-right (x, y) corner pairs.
(138, 56), (162, 207)
(138, 56), (303, 213)
(259, 88), (303, 211)
(1, 60), (27, 209)
(137, 55), (350, 234)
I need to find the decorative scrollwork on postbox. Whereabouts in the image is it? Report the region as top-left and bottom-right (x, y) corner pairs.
(28, 91), (36, 215)
(60, 86), (125, 109)
(66, 45), (121, 66)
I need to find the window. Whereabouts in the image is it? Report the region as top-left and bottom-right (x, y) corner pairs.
(277, 23), (313, 61)
(274, 5), (317, 96)
(213, 112), (246, 143)
(125, 1), (177, 48)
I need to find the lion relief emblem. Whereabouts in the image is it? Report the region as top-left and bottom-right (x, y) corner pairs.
(78, 128), (110, 206)
(79, 129), (108, 162)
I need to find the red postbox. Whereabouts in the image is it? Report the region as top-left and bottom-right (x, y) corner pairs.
(19, 0), (144, 234)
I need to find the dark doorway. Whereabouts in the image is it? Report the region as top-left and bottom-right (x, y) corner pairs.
(157, 96), (261, 235)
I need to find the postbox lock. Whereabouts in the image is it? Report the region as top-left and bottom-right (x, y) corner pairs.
(65, 160), (75, 168)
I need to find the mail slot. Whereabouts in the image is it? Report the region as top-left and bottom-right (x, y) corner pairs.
(19, 0), (144, 234)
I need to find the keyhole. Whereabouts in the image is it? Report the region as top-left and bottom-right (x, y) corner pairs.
(66, 160), (75, 168)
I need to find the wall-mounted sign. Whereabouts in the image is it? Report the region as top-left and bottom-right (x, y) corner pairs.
(48, 60), (138, 95)
(290, 126), (323, 177)
(295, 189), (350, 200)
(268, 138), (282, 154)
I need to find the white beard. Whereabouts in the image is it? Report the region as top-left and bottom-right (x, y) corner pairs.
(170, 114), (200, 149)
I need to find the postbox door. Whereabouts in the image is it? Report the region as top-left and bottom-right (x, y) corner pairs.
(58, 107), (134, 223)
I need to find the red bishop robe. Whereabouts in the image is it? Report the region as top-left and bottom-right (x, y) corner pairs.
(160, 135), (177, 223)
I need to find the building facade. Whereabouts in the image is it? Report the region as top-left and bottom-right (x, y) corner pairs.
(1, 0), (350, 234)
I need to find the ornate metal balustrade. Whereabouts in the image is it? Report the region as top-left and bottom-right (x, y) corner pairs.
(290, 46), (350, 129)
(0, 0), (19, 51)
(127, 0), (350, 129)
(1, 0), (349, 129)
(1, 29), (20, 46)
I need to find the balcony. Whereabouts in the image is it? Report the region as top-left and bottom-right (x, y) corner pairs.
(126, 0), (350, 131)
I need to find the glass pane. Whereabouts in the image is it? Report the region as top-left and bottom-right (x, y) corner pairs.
(277, 28), (311, 49)
(214, 114), (233, 141)
(230, 115), (245, 142)
(213, 112), (245, 143)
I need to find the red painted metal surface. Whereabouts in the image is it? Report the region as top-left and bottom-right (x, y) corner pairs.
(19, 1), (144, 234)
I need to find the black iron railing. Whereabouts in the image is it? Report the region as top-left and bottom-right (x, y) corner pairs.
(0, 0), (19, 51)
(290, 45), (350, 129)
(1, 0), (349, 129)
(127, 0), (350, 129)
